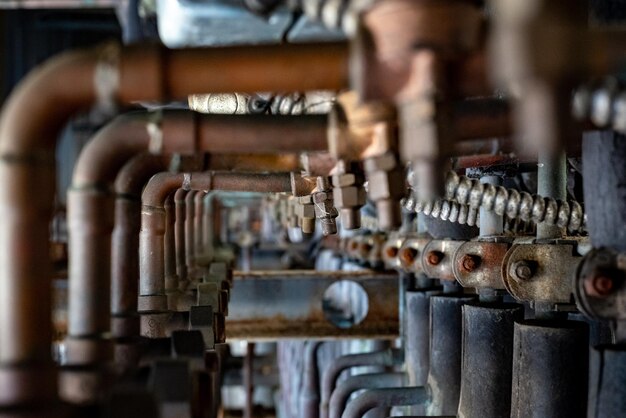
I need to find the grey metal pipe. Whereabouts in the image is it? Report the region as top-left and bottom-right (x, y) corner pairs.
(320, 348), (403, 418)
(510, 320), (589, 418)
(329, 372), (405, 418)
(536, 150), (566, 240)
(341, 386), (429, 418)
(457, 303), (524, 418)
(426, 294), (476, 416)
(299, 341), (324, 418)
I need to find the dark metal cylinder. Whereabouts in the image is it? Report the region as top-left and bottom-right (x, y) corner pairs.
(426, 294), (476, 416)
(185, 190), (197, 275)
(458, 303), (524, 418)
(404, 289), (439, 416)
(589, 345), (626, 418)
(164, 194), (177, 292)
(510, 320), (589, 418)
(583, 131), (626, 251)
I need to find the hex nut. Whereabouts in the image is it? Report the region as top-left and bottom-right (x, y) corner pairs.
(334, 185), (366, 208)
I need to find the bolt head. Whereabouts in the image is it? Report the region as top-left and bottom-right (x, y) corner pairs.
(461, 255), (481, 273)
(427, 250), (443, 266)
(513, 260), (534, 280)
(585, 274), (614, 298)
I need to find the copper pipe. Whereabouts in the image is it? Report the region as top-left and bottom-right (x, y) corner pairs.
(111, 153), (169, 340)
(164, 193), (177, 294)
(185, 190), (198, 278)
(0, 41), (347, 405)
(139, 172), (292, 338)
(194, 191), (207, 266)
(174, 189), (188, 288)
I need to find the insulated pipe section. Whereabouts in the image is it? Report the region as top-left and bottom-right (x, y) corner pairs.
(341, 386), (429, 418)
(111, 153), (169, 338)
(510, 320), (589, 418)
(320, 348), (403, 418)
(329, 372), (405, 418)
(139, 172), (293, 338)
(458, 303), (524, 418)
(0, 41), (347, 406)
(299, 341), (323, 418)
(426, 294), (476, 416)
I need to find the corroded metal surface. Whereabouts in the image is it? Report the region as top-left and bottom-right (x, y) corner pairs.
(453, 240), (510, 289)
(226, 270), (399, 339)
(421, 239), (465, 281)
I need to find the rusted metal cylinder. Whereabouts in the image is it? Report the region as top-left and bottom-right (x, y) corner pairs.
(164, 194), (177, 293)
(67, 189), (115, 339)
(174, 189), (188, 287)
(194, 191), (206, 265)
(111, 154), (168, 337)
(589, 346), (626, 418)
(458, 303), (524, 418)
(510, 320), (589, 418)
(426, 294), (476, 416)
(185, 190), (198, 277)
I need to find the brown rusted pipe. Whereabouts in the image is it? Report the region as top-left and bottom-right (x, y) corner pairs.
(185, 190), (198, 278)
(139, 172), (292, 338)
(0, 41), (347, 406)
(111, 153), (169, 340)
(194, 191), (207, 266)
(174, 189), (188, 288)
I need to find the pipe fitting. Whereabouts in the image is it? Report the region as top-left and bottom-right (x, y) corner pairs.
(313, 176), (339, 235)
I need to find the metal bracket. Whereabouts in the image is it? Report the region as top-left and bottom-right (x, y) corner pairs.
(421, 239), (465, 281)
(453, 240), (510, 289)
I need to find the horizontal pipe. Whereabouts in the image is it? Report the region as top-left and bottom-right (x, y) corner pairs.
(0, 41), (348, 405)
(330, 372), (406, 418)
(342, 386), (429, 418)
(321, 348), (403, 418)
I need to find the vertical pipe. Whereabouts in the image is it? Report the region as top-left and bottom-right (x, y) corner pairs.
(426, 294), (476, 416)
(510, 320), (589, 418)
(194, 191), (205, 267)
(536, 150), (566, 240)
(174, 189), (188, 288)
(458, 303), (523, 418)
(164, 194), (177, 294)
(405, 289), (439, 416)
(300, 341), (323, 418)
(244, 342), (255, 418)
(185, 190), (197, 279)
(588, 346), (626, 418)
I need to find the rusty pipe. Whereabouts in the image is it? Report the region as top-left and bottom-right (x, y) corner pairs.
(194, 191), (207, 267)
(139, 172), (293, 337)
(185, 190), (198, 278)
(320, 348), (403, 418)
(174, 189), (188, 288)
(111, 153), (169, 339)
(329, 372), (406, 418)
(0, 41), (347, 406)
(164, 193), (177, 294)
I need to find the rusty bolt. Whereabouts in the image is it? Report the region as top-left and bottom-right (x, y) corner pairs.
(584, 274), (614, 298)
(512, 260), (535, 281)
(385, 246), (399, 260)
(426, 250), (444, 266)
(460, 254), (481, 273)
(400, 247), (418, 265)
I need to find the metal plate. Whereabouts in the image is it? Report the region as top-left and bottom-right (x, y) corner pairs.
(226, 270), (398, 340)
(502, 244), (581, 303)
(453, 241), (510, 289)
(382, 235), (405, 270)
(421, 239), (465, 281)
